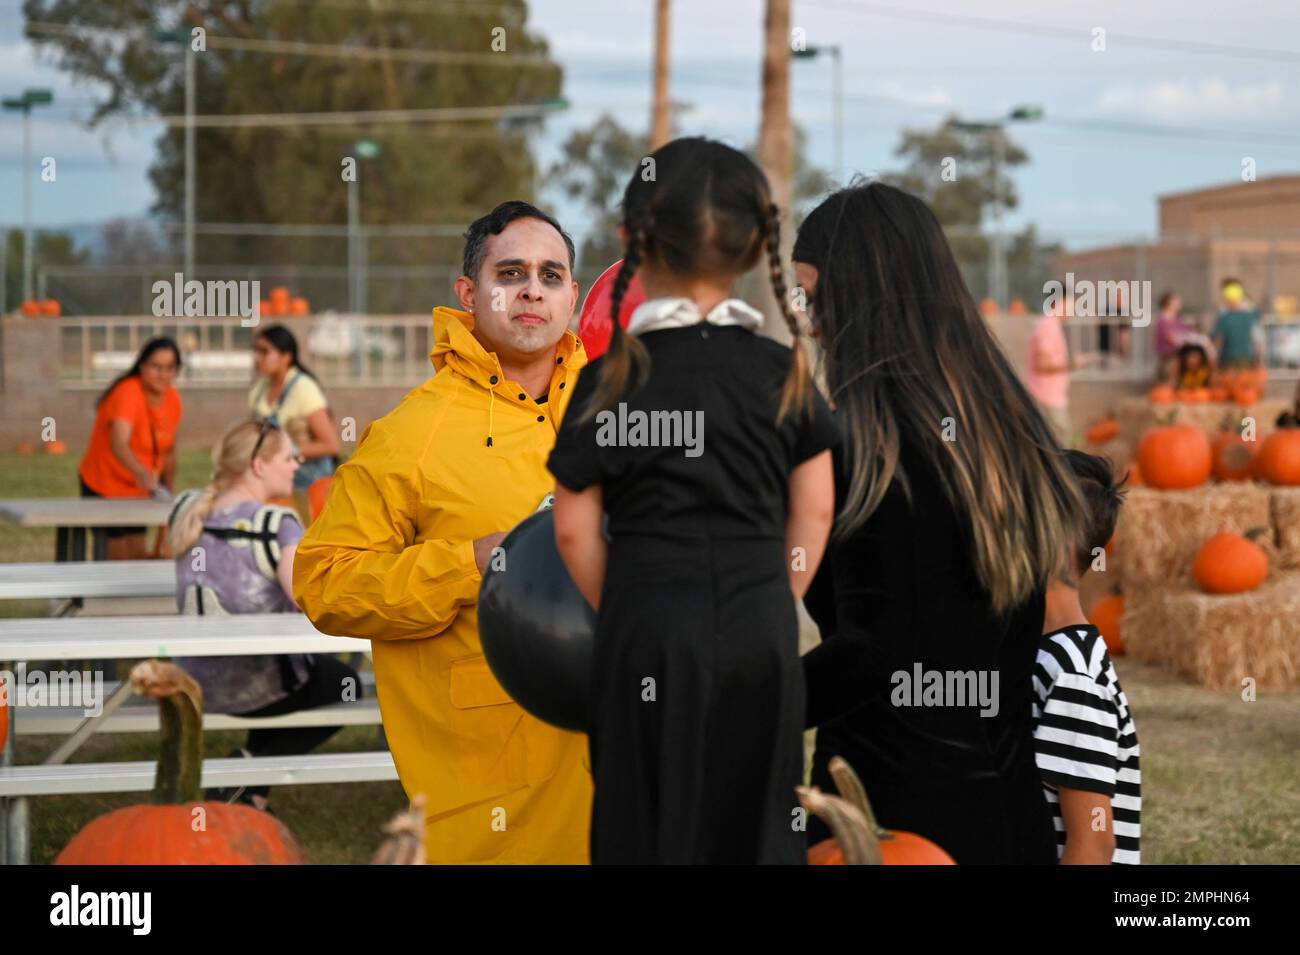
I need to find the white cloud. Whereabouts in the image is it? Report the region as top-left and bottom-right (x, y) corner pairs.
(1094, 78), (1287, 123)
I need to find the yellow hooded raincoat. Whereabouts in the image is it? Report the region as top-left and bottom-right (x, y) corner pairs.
(293, 307), (593, 863)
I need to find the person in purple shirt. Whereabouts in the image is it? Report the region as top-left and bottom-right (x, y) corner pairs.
(1153, 292), (1196, 382)
(166, 418), (361, 812)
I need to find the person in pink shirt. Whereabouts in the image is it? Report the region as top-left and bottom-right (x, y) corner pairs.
(1027, 296), (1094, 446)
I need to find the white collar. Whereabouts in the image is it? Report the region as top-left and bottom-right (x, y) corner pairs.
(625, 296), (764, 337)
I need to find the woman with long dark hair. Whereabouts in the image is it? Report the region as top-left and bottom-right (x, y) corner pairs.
(78, 336), (184, 559)
(793, 182), (1085, 864)
(249, 324), (341, 493)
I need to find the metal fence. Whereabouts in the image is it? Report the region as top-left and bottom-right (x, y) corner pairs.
(57, 314), (439, 389)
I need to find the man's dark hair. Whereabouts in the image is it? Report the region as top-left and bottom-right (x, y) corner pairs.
(1063, 450), (1127, 576)
(461, 200), (575, 282)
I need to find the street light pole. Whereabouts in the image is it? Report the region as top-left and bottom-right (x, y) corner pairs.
(3, 89), (53, 304)
(953, 105), (1042, 310)
(349, 140), (381, 314)
(793, 44), (843, 184)
(184, 43), (196, 280)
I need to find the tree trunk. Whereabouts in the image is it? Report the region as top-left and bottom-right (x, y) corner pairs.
(756, 0), (794, 341)
(650, 0), (672, 150)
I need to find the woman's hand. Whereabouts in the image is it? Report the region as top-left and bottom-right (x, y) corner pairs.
(553, 483), (606, 611)
(109, 418), (158, 492)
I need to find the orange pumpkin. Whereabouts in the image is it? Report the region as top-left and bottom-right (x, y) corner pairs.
(56, 661), (305, 865)
(1192, 531), (1269, 595)
(15, 440), (34, 455)
(40, 299), (62, 317)
(45, 439), (67, 455)
(1127, 462), (1144, 486)
(802, 757), (956, 866)
(1090, 594), (1125, 656)
(1210, 386), (1230, 402)
(1149, 385), (1176, 404)
(1254, 429), (1300, 486)
(1137, 424), (1212, 489)
(1232, 386), (1261, 406)
(1085, 417), (1120, 444)
(1212, 432), (1257, 481)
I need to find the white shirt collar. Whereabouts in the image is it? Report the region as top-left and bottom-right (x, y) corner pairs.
(625, 296), (765, 337)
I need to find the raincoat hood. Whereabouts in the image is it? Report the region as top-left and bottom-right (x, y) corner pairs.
(293, 303), (593, 863)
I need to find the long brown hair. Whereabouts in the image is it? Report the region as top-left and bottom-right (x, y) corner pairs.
(793, 182), (1085, 614)
(584, 136), (810, 421)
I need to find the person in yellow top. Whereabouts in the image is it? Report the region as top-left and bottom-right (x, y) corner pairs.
(293, 201), (593, 863)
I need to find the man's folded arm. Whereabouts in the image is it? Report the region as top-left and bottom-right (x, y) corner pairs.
(293, 446), (480, 641)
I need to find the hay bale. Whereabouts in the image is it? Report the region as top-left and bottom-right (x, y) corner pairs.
(1271, 487), (1300, 570)
(1123, 573), (1300, 690)
(1117, 484), (1273, 589)
(1115, 396), (1290, 447)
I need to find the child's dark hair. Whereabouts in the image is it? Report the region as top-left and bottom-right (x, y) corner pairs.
(1157, 291), (1177, 311)
(585, 136), (810, 422)
(1063, 450), (1127, 576)
(1177, 342), (1208, 367)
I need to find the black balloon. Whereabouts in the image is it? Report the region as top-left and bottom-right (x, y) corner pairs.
(478, 508), (595, 732)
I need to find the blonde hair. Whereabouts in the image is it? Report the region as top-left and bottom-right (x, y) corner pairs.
(168, 419), (286, 553)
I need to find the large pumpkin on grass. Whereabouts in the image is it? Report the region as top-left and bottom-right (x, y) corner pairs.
(1090, 594), (1125, 656)
(55, 661), (305, 865)
(800, 757), (955, 865)
(1193, 531), (1269, 595)
(1253, 430), (1300, 486)
(1211, 432), (1257, 482)
(1137, 424), (1212, 489)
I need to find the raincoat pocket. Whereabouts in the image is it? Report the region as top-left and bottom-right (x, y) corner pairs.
(448, 655), (527, 801)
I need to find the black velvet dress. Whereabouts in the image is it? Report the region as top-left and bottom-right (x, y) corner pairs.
(549, 323), (839, 864)
(802, 437), (1059, 865)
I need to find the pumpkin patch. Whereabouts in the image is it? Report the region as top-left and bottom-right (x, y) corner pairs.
(55, 661), (305, 865)
(1137, 424), (1212, 490)
(1192, 531), (1269, 595)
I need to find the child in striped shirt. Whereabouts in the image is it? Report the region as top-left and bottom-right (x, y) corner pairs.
(1035, 450), (1141, 864)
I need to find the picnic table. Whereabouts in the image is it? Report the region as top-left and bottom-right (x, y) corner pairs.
(0, 613), (374, 864)
(0, 497), (173, 562)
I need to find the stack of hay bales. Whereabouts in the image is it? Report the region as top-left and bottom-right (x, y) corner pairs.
(1114, 396), (1290, 449)
(1117, 483), (1300, 689)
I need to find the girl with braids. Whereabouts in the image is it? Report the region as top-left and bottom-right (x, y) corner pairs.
(167, 419), (360, 811)
(549, 137), (839, 864)
(792, 182), (1087, 864)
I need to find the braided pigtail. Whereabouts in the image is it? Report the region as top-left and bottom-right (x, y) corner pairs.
(582, 220), (651, 420)
(767, 202), (812, 423)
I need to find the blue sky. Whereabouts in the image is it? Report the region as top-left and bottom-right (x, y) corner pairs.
(2, 0), (1298, 251)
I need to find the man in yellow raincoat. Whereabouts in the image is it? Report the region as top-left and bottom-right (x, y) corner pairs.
(294, 201), (593, 863)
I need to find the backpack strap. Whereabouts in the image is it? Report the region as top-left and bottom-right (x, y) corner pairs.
(201, 504), (299, 581)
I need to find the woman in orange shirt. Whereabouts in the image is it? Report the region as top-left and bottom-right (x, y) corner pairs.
(78, 337), (184, 559)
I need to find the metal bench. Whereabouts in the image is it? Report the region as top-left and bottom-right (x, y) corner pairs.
(1, 613), (379, 864)
(0, 750), (399, 798)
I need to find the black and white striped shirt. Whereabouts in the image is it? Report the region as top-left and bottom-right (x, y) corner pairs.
(1033, 625), (1141, 864)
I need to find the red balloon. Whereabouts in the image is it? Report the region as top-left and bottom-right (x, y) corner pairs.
(577, 259), (646, 360)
